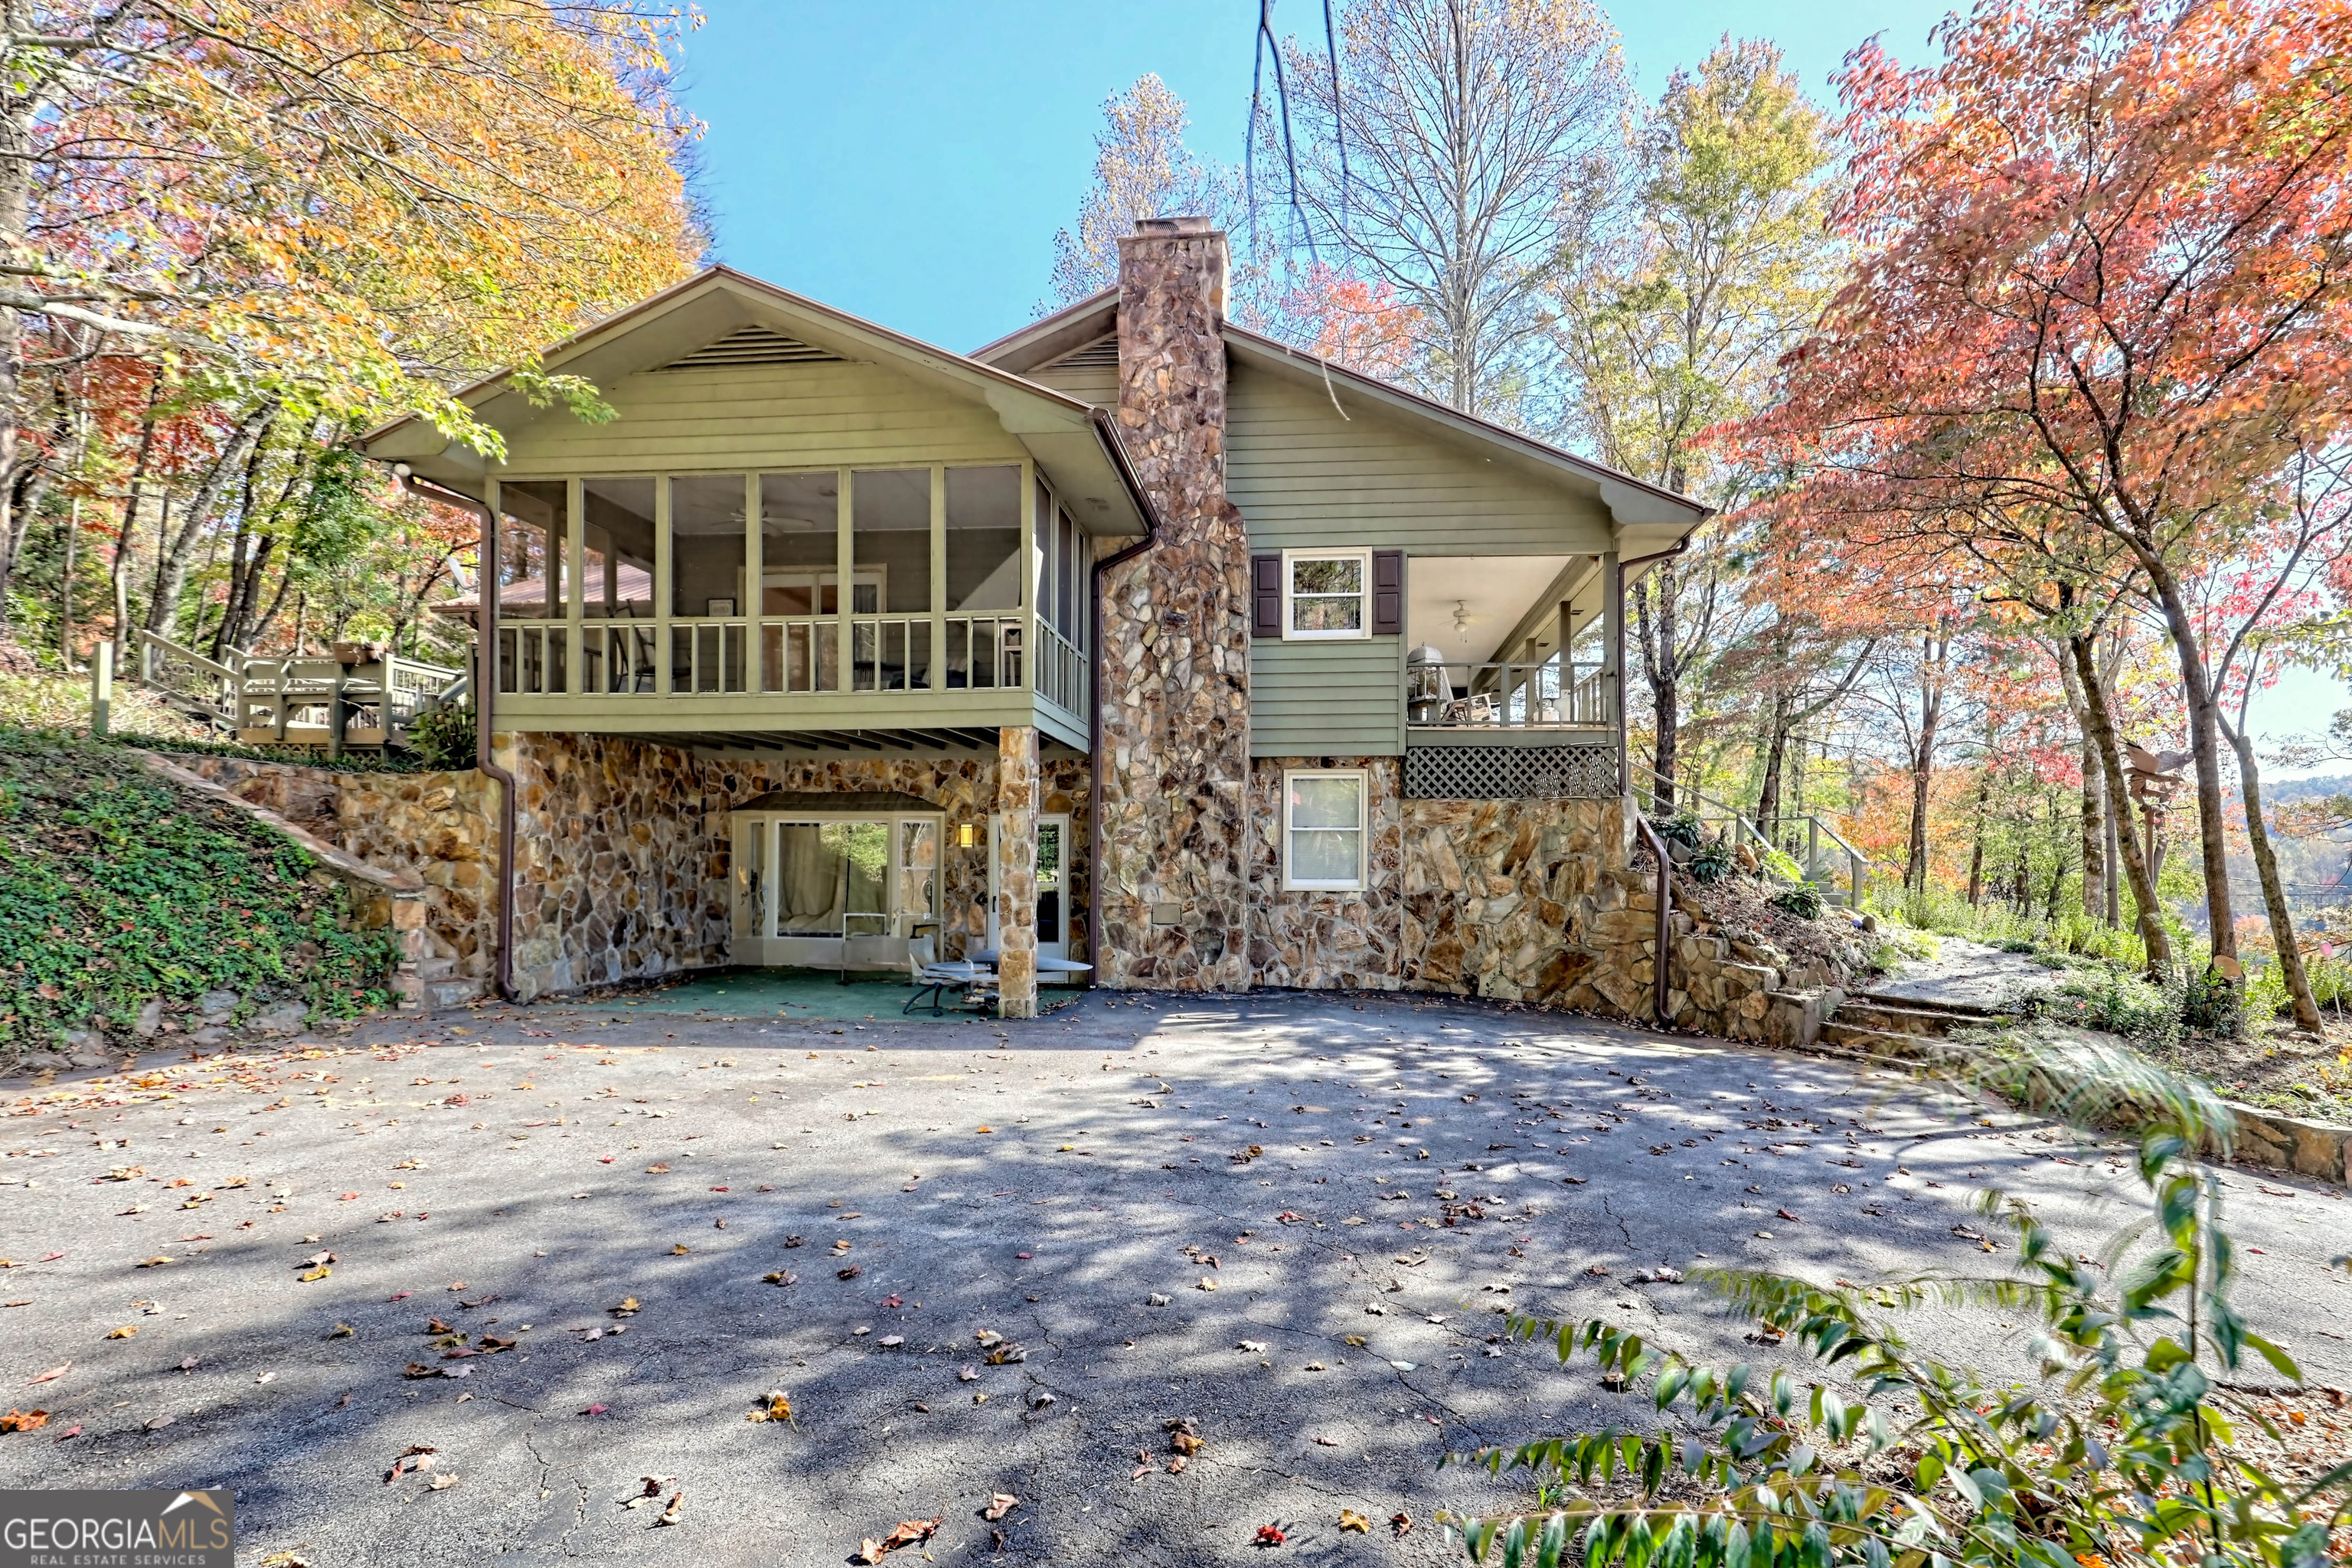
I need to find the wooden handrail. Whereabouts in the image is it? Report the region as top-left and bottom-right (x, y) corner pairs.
(1632, 815), (1674, 1022)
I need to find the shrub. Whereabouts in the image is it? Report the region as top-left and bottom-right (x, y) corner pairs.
(1769, 881), (1824, 921)
(1655, 812), (1704, 851)
(2017, 969), (2179, 1046)
(1442, 1034), (2352, 1567)
(406, 698), (475, 773)
(1687, 839), (1734, 885)
(1758, 845), (1805, 884)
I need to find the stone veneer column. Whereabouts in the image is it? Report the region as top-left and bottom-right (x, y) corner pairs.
(1097, 215), (1253, 990)
(995, 725), (1040, 1018)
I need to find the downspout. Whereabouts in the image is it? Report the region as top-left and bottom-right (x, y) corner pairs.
(1084, 407), (1161, 991)
(395, 469), (518, 1002)
(1616, 534), (1697, 1027)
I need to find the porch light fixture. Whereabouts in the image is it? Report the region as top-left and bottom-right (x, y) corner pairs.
(957, 822), (978, 849)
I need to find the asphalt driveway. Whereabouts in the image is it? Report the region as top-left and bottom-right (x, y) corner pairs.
(3, 987), (2346, 1566)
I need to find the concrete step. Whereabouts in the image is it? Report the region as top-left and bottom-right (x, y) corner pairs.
(426, 978), (487, 1009)
(1817, 1021), (1946, 1060)
(1834, 998), (1978, 1039)
(1854, 990), (2007, 1022)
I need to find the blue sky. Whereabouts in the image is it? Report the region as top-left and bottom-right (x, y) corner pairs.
(674, 1), (1950, 351)
(669, 1), (2347, 760)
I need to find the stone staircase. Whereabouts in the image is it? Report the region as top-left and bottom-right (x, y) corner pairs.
(1808, 990), (2010, 1063)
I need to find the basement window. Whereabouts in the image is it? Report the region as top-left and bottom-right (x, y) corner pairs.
(1282, 769), (1367, 891)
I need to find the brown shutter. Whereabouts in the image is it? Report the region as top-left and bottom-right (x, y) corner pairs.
(1371, 550), (1405, 636)
(1251, 553), (1284, 639)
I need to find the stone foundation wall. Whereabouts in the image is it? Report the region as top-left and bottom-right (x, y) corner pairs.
(1247, 757), (1406, 990)
(174, 739), (1089, 1004)
(1240, 756), (1856, 1040)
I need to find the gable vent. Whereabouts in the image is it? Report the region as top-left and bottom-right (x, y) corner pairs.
(656, 324), (844, 371)
(1046, 336), (1120, 371)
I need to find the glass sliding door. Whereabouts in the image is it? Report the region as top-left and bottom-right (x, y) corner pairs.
(728, 808), (946, 971)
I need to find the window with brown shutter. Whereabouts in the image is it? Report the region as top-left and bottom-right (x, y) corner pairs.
(1371, 550), (1404, 636)
(1251, 553), (1283, 638)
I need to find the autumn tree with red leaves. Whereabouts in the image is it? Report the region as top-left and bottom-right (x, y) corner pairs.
(1732, 0), (2352, 998)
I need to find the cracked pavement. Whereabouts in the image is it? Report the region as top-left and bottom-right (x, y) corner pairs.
(3, 986), (2347, 1564)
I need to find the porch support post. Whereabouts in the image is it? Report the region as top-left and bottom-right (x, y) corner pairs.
(1603, 550), (1626, 795)
(995, 724), (1040, 1019)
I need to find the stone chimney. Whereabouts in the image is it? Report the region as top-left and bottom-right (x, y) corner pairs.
(1096, 216), (1252, 990)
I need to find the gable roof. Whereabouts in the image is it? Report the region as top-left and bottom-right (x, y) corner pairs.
(973, 289), (1711, 539)
(359, 267), (1158, 539)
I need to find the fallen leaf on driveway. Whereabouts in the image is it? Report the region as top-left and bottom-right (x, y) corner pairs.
(1339, 1508), (1371, 1532)
(51, 1424), (79, 1442)
(136, 1256), (173, 1269)
(1, 1409), (49, 1432)
(854, 1517), (940, 1563)
(1254, 1524), (1286, 1546)
(301, 1251), (335, 1269)
(655, 1491), (683, 1526)
(761, 1270), (796, 1286)
(982, 1493), (1018, 1521)
(105, 1326), (136, 1340)
(1236, 1340), (1266, 1354)
(580, 1403), (609, 1416)
(670, 1244), (690, 1256)
(1776, 1210), (1802, 1223)
(838, 1265), (863, 1280)
(426, 1472), (457, 1491)
(385, 1444), (437, 1482)
(1390, 1512), (1413, 1537)
(610, 1298), (639, 1317)
(25, 1363), (69, 1385)
(645, 1164), (670, 1174)
(298, 1266), (332, 1282)
(143, 1415), (173, 1431)
(748, 1391), (794, 1423)
(958, 1366), (978, 1381)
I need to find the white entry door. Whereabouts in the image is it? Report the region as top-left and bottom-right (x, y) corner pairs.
(987, 812), (1072, 978)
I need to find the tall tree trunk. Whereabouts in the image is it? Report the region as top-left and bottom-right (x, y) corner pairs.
(144, 404), (272, 642)
(1903, 629), (1949, 893)
(2053, 645), (2108, 922)
(1965, 760), (1991, 905)
(109, 387), (162, 662)
(1632, 560), (1680, 810)
(0, 0), (31, 645)
(2068, 632), (2171, 972)
(1756, 685), (1791, 837)
(2220, 701), (2323, 1035)
(2136, 553), (2239, 983)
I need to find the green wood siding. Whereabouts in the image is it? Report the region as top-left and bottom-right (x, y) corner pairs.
(498, 361), (1027, 474)
(1250, 639), (1403, 757)
(1226, 361), (1615, 554)
(1025, 361), (1119, 407)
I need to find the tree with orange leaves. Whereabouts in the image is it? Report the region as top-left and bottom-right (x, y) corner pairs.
(1730, 0), (2352, 996)
(0, 0), (704, 645)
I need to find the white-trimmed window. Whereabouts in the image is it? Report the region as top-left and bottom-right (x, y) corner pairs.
(1282, 769), (1367, 890)
(1284, 549), (1370, 639)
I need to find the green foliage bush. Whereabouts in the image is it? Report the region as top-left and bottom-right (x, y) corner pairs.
(1655, 812), (1705, 851)
(2017, 969), (2180, 1047)
(1442, 1035), (2352, 1566)
(1769, 881), (1824, 921)
(1758, 845), (1806, 884)
(1688, 839), (1735, 885)
(0, 724), (399, 1051)
(405, 698), (475, 773)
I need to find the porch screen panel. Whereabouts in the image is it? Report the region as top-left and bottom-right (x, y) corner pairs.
(670, 476), (747, 618)
(945, 465), (1021, 690)
(946, 466), (1021, 612)
(669, 475), (747, 693)
(496, 481), (567, 694)
(581, 479), (655, 619)
(760, 471), (840, 691)
(853, 469), (932, 692)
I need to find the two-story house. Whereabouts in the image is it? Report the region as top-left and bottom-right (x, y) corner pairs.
(356, 217), (1714, 1021)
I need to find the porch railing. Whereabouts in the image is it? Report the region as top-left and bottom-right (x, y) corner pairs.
(488, 612), (1067, 711)
(1409, 658), (1612, 729)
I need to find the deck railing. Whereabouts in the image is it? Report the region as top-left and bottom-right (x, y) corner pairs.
(1409, 658), (1612, 729)
(487, 612), (1069, 712)
(138, 630), (462, 751)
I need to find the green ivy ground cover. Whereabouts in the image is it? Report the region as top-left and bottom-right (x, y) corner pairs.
(0, 724), (399, 1056)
